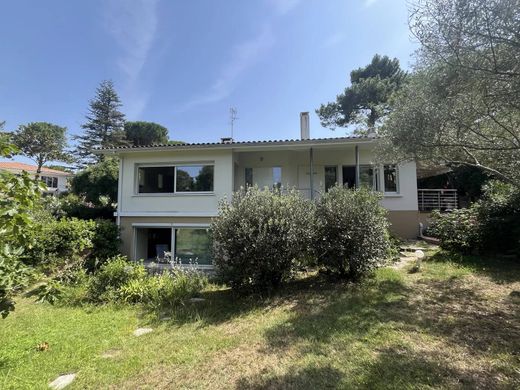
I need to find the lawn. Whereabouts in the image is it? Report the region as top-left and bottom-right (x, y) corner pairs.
(1, 252), (519, 389)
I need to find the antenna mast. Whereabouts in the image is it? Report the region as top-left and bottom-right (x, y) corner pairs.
(229, 107), (238, 139)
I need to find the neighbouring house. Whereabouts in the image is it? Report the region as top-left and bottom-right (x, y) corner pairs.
(96, 113), (423, 268)
(0, 161), (73, 195)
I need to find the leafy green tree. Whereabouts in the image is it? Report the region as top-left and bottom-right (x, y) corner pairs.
(75, 80), (128, 165)
(317, 54), (406, 132)
(12, 122), (71, 177)
(381, 0), (520, 186)
(124, 121), (169, 146)
(69, 158), (118, 206)
(0, 135), (44, 318)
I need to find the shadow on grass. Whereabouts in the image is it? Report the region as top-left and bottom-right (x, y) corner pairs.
(235, 364), (344, 390)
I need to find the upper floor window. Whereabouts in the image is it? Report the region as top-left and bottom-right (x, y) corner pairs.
(41, 176), (58, 188)
(384, 164), (398, 193)
(137, 164), (213, 194)
(176, 165), (214, 192)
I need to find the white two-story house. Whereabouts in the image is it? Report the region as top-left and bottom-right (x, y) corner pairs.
(97, 114), (420, 266)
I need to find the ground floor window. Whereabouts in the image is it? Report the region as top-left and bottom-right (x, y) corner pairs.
(134, 226), (212, 266)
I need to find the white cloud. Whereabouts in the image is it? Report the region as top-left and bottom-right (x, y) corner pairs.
(364, 0), (380, 7)
(179, 26), (275, 112)
(104, 0), (159, 117)
(266, 0), (301, 15)
(322, 32), (345, 48)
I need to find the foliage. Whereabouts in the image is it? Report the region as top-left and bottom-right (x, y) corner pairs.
(24, 216), (95, 268)
(86, 256), (207, 307)
(119, 269), (208, 309)
(75, 80), (128, 165)
(314, 186), (389, 280)
(59, 193), (115, 220)
(124, 121), (169, 146)
(87, 255), (146, 302)
(381, 0), (520, 186)
(428, 181), (520, 256)
(88, 219), (120, 270)
(428, 208), (480, 253)
(0, 136), (44, 317)
(69, 157), (118, 206)
(212, 187), (314, 292)
(12, 122), (72, 175)
(476, 181), (520, 256)
(317, 54), (406, 132)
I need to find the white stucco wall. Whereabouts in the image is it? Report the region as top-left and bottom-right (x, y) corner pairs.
(117, 142), (418, 215)
(118, 149), (234, 216)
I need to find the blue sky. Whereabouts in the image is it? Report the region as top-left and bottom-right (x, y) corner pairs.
(1, 0), (416, 164)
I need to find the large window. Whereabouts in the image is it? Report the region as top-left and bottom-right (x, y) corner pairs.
(176, 165), (214, 192)
(137, 164), (213, 194)
(41, 176), (58, 188)
(359, 165), (379, 190)
(138, 166), (175, 193)
(134, 227), (212, 266)
(325, 166), (337, 191)
(384, 165), (398, 193)
(175, 228), (212, 265)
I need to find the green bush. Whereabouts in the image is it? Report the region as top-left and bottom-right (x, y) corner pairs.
(87, 219), (120, 271)
(119, 269), (208, 309)
(314, 186), (390, 280)
(427, 208), (480, 253)
(87, 255), (146, 302)
(428, 182), (520, 257)
(477, 181), (520, 256)
(212, 187), (314, 292)
(24, 214), (120, 273)
(59, 193), (116, 220)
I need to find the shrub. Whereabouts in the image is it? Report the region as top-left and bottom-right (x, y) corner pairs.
(212, 187), (314, 292)
(427, 208), (480, 253)
(314, 186), (389, 280)
(477, 181), (520, 256)
(24, 217), (95, 269)
(59, 193), (115, 220)
(119, 269), (208, 309)
(87, 255), (146, 302)
(87, 219), (120, 271)
(427, 182), (520, 257)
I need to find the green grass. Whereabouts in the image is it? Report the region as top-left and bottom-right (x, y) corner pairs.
(1, 253), (519, 389)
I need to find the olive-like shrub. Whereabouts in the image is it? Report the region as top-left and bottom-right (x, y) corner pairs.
(212, 187), (314, 292)
(314, 186), (389, 280)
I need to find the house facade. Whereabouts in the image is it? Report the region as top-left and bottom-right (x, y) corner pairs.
(0, 162), (72, 195)
(99, 122), (419, 267)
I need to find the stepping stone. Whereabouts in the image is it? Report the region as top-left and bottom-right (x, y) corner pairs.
(133, 327), (153, 337)
(160, 316), (172, 321)
(189, 297), (206, 303)
(49, 373), (76, 389)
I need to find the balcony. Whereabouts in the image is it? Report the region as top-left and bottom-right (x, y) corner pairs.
(418, 189), (458, 212)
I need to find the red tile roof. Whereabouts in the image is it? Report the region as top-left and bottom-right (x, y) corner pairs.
(0, 162), (72, 175)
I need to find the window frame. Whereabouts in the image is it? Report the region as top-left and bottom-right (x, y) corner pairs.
(174, 165), (215, 194)
(134, 163), (215, 196)
(382, 164), (399, 194)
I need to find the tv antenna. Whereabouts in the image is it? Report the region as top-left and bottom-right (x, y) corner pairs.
(229, 107), (238, 139)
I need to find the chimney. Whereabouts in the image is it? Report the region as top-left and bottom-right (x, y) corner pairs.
(300, 112), (310, 140)
(220, 137), (233, 144)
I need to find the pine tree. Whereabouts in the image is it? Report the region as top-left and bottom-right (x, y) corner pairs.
(75, 80), (128, 165)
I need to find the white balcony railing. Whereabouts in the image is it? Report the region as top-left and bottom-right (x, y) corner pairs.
(418, 189), (458, 212)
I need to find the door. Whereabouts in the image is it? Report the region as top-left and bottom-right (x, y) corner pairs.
(342, 166), (356, 188)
